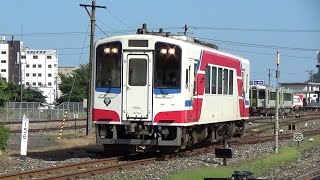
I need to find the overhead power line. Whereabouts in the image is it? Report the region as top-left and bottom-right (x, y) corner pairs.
(220, 46), (316, 60)
(189, 26), (320, 33)
(196, 36), (319, 52)
(104, 9), (130, 28)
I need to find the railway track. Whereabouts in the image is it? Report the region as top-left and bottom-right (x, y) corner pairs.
(295, 167), (320, 180)
(2, 128), (320, 180)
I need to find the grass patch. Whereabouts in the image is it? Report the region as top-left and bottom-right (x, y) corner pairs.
(0, 123), (10, 155)
(167, 135), (320, 180)
(168, 166), (235, 180)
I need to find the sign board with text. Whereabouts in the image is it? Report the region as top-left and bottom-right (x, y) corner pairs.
(20, 115), (29, 160)
(253, 80), (265, 85)
(294, 133), (303, 142)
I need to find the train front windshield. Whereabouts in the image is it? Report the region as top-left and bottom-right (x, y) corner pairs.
(154, 42), (182, 89)
(95, 42), (122, 90)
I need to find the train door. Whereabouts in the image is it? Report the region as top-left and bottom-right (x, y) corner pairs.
(123, 52), (152, 121)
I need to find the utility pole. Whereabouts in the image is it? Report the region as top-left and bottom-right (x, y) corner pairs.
(80, 1), (106, 135)
(275, 51), (280, 154)
(267, 68), (275, 86)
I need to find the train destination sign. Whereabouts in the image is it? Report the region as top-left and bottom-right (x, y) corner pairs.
(253, 80), (265, 85)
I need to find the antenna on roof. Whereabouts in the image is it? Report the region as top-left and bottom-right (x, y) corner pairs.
(184, 25), (188, 35)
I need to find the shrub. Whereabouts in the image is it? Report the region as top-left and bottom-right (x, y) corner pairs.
(0, 124), (10, 154)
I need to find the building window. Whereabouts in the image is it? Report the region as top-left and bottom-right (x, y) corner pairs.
(26, 82), (30, 85)
(1, 51), (6, 54)
(33, 73), (36, 77)
(33, 55), (38, 59)
(38, 82), (42, 86)
(54, 64), (57, 68)
(21, 55), (26, 59)
(26, 64), (30, 68)
(38, 73), (42, 77)
(48, 82), (52, 86)
(38, 64), (42, 68)
(32, 82), (36, 86)
(48, 73), (52, 77)
(1, 60), (6, 63)
(47, 55), (52, 59)
(33, 64), (36, 68)
(48, 64), (52, 68)
(1, 69), (6, 72)
(26, 73), (30, 77)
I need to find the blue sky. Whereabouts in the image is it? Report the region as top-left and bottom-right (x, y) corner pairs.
(1, 0), (319, 84)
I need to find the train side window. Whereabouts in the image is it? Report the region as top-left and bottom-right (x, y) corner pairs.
(193, 63), (197, 95)
(258, 90), (265, 99)
(211, 66), (217, 94)
(218, 68), (223, 94)
(205, 66), (210, 94)
(229, 70), (233, 95)
(223, 69), (228, 94)
(252, 90), (257, 98)
(270, 92), (276, 100)
(284, 93), (292, 101)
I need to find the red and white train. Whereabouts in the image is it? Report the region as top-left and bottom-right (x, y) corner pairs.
(93, 25), (250, 152)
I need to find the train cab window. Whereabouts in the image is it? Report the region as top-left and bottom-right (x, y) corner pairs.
(258, 90), (265, 99)
(211, 66), (217, 94)
(218, 68), (223, 94)
(205, 66), (210, 94)
(154, 42), (181, 89)
(96, 41), (122, 88)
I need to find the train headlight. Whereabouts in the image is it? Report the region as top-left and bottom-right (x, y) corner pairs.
(160, 48), (167, 54)
(111, 48), (118, 54)
(104, 48), (111, 54)
(168, 48), (175, 55)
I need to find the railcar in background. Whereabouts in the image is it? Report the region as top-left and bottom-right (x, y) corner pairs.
(93, 24), (250, 152)
(249, 85), (293, 116)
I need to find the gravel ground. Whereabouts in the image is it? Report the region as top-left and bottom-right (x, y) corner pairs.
(0, 118), (319, 180)
(92, 140), (320, 180)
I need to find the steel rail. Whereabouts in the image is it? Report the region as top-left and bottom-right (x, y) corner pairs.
(44, 158), (156, 180)
(294, 167), (320, 180)
(0, 157), (119, 180)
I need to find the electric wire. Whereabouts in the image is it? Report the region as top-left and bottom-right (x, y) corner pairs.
(104, 8), (130, 28)
(188, 26), (320, 33)
(219, 46), (316, 60)
(196, 36), (318, 52)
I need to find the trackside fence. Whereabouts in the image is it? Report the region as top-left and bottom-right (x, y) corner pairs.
(0, 102), (87, 122)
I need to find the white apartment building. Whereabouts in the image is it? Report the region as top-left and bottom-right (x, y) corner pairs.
(0, 36), (9, 82)
(20, 49), (58, 104)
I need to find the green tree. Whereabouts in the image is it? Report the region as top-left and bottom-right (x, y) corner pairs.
(22, 87), (47, 102)
(0, 78), (9, 107)
(58, 64), (88, 103)
(3, 82), (46, 103)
